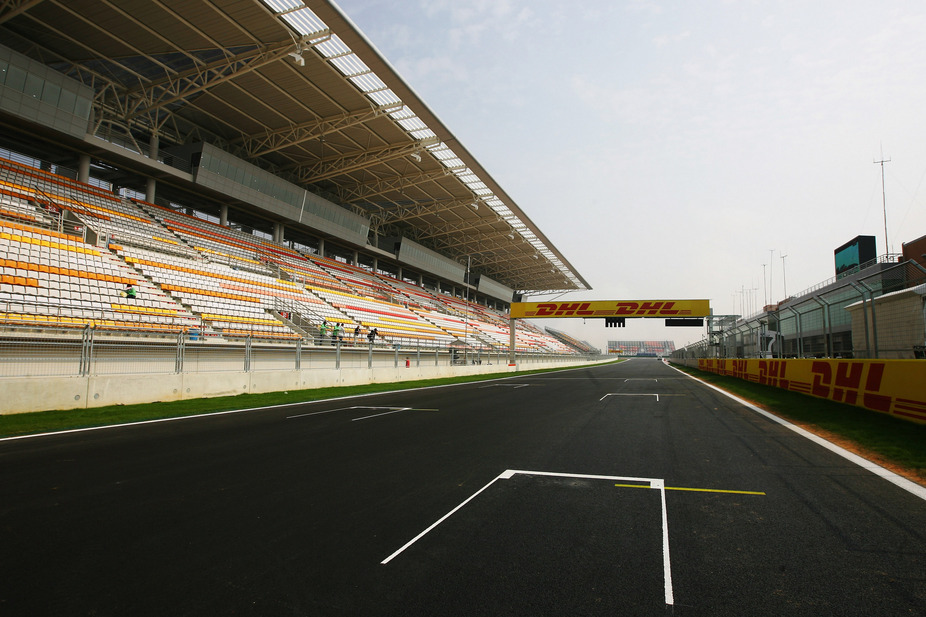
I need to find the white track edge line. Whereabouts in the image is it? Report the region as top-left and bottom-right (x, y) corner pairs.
(665, 362), (926, 502)
(1, 362), (611, 442)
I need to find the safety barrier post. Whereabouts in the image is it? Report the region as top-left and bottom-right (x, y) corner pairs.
(79, 324), (93, 376)
(786, 306), (803, 358)
(810, 296), (831, 357)
(508, 317), (516, 366)
(175, 330), (186, 373)
(859, 281), (879, 358)
(849, 282), (872, 358)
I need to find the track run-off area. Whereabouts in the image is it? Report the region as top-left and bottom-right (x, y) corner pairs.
(2, 359), (924, 616)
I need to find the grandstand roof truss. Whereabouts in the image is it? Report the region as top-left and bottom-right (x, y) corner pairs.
(0, 0), (590, 294)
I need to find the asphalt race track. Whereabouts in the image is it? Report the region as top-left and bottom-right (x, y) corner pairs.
(2, 359), (925, 616)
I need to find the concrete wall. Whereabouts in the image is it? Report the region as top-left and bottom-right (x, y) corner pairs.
(0, 356), (608, 414)
(671, 357), (926, 424)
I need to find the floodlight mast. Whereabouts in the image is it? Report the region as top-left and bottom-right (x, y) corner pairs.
(780, 253), (788, 299)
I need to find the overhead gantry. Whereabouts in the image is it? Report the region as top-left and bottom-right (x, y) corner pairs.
(507, 300), (712, 365)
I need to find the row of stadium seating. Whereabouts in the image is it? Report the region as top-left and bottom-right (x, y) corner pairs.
(0, 219), (199, 331)
(139, 200), (280, 274)
(545, 327), (598, 354)
(608, 341), (677, 355)
(310, 286), (455, 346)
(0, 156), (586, 352)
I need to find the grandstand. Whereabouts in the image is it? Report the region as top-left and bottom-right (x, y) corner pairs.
(607, 341), (677, 357)
(545, 326), (600, 354)
(0, 153), (592, 351)
(0, 1), (606, 412)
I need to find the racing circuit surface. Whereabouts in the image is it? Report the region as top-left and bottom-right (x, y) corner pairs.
(1, 359), (924, 615)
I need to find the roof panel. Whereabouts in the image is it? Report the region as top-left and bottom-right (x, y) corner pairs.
(0, 0), (588, 292)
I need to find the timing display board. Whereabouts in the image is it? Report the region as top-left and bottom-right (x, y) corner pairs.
(510, 300), (710, 319)
(834, 235), (876, 278)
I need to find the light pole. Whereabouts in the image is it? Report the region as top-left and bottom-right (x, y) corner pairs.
(780, 253), (788, 299)
(768, 249), (775, 304)
(874, 152), (890, 254)
(762, 264), (767, 307)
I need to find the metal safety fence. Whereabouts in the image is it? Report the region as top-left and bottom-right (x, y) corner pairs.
(0, 325), (589, 379)
(672, 258), (926, 360)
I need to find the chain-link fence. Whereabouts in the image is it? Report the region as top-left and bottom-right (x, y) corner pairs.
(673, 257), (926, 360)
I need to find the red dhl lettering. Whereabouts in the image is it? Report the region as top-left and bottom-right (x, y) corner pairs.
(534, 303), (558, 316)
(639, 301), (665, 315)
(534, 302), (594, 317)
(811, 361), (887, 408)
(759, 360), (788, 388)
(660, 301), (679, 315)
(731, 359), (748, 379)
(693, 358), (926, 422)
(699, 358), (726, 374)
(615, 301), (680, 316)
(575, 303), (594, 316)
(555, 303), (581, 315)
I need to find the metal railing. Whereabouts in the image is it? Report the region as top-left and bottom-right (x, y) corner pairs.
(0, 324), (589, 379)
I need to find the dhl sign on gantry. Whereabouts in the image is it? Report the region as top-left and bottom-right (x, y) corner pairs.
(509, 299), (711, 319)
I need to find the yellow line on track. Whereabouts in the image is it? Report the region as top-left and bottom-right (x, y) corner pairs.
(614, 483), (765, 496)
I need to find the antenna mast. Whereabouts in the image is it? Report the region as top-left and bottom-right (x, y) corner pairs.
(874, 148), (891, 255)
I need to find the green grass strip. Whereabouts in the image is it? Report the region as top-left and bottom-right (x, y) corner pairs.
(0, 360), (623, 438)
(5, 359), (922, 486)
(671, 363), (926, 482)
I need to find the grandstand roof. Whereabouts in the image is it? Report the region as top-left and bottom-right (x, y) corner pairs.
(0, 0), (589, 294)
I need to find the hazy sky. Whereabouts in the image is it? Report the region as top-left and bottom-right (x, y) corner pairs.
(332, 0), (926, 350)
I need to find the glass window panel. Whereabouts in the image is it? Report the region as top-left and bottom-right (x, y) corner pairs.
(73, 95), (91, 119)
(24, 73), (43, 99)
(41, 81), (60, 106)
(5, 65), (26, 92)
(57, 88), (76, 114)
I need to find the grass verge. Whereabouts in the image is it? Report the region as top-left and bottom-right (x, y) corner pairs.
(671, 362), (926, 486)
(0, 361), (621, 439)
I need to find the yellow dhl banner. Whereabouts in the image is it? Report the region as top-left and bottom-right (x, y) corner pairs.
(510, 299), (710, 319)
(697, 358), (926, 424)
